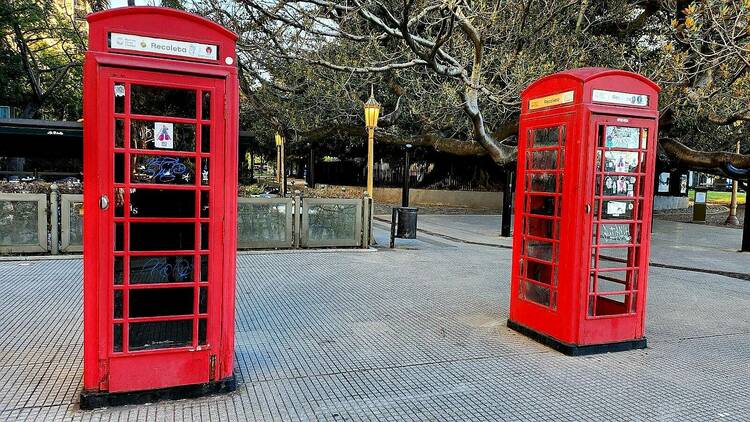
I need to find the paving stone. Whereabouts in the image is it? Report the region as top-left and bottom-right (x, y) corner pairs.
(0, 225), (748, 421)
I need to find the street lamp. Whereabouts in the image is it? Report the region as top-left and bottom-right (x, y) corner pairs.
(275, 131), (285, 196)
(363, 85), (381, 198)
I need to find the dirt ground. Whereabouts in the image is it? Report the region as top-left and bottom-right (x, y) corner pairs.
(654, 204), (745, 229)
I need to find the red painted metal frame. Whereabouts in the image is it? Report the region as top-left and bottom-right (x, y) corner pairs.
(83, 7), (238, 394)
(509, 68), (660, 349)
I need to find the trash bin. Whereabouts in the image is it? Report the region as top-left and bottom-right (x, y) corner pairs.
(390, 207), (418, 247)
(692, 187), (708, 223)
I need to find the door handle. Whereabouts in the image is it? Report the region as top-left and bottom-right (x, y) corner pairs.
(585, 203), (591, 214)
(99, 195), (110, 210)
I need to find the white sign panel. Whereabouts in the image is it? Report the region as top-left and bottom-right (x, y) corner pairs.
(606, 201), (626, 217)
(154, 122), (174, 149)
(695, 191), (707, 204)
(592, 89), (649, 107)
(109, 32), (218, 61)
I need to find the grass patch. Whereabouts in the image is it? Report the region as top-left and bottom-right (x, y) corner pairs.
(687, 190), (746, 205)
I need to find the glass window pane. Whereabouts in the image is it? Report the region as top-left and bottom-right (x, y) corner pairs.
(130, 189), (195, 218)
(113, 324), (123, 352)
(114, 153), (124, 184)
(527, 217), (556, 239)
(129, 255), (195, 284)
(524, 281), (550, 306)
(129, 320), (192, 351)
(115, 223), (123, 251)
(603, 126), (640, 149)
(200, 255), (208, 282)
(528, 195), (555, 216)
(114, 256), (124, 285)
(201, 158), (210, 185)
(199, 287), (207, 314)
(130, 121), (196, 152)
(200, 191), (210, 218)
(526, 261), (553, 285)
(602, 175), (636, 197)
(201, 92), (211, 120)
(201, 125), (211, 153)
(593, 294), (628, 316)
(114, 83), (125, 114)
(596, 270), (631, 291)
(598, 223), (635, 244)
(528, 173), (557, 192)
(131, 155), (195, 185)
(115, 119), (125, 148)
(198, 319), (207, 345)
(604, 151), (639, 173)
(129, 287), (194, 317)
(600, 200), (634, 220)
(131, 85), (196, 118)
(532, 127), (558, 147)
(527, 150), (557, 170)
(130, 223), (195, 251)
(526, 239), (553, 261)
(201, 223), (209, 250)
(114, 290), (123, 319)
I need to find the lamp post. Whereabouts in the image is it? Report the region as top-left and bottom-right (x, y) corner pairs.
(275, 132), (285, 196)
(402, 144), (412, 207)
(363, 86), (381, 198)
(727, 139), (741, 225)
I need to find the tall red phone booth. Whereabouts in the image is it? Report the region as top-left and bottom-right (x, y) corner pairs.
(508, 68), (659, 355)
(81, 7), (239, 408)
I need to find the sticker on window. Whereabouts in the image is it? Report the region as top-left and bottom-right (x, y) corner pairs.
(607, 201), (626, 217)
(154, 122), (174, 149)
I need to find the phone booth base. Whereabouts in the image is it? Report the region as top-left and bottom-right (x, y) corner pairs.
(81, 374), (236, 410)
(81, 7), (239, 408)
(508, 68), (659, 355)
(507, 320), (646, 356)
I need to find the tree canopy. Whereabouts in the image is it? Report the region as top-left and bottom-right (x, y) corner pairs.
(199, 0), (750, 177)
(1, 0), (748, 177)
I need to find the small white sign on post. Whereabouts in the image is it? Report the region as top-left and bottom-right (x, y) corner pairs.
(154, 122), (174, 149)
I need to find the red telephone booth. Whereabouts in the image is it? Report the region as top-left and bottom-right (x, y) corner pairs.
(81, 7), (239, 408)
(508, 68), (659, 355)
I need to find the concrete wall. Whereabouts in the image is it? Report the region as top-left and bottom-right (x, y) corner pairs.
(328, 185), (503, 210)
(653, 195), (690, 211)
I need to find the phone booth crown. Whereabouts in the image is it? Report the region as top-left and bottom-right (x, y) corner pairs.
(508, 68), (660, 356)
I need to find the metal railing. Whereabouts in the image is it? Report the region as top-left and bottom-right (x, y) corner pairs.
(237, 197), (294, 249)
(238, 196), (371, 250)
(0, 193), (48, 253)
(300, 198), (363, 248)
(60, 194), (83, 253)
(0, 190), (372, 254)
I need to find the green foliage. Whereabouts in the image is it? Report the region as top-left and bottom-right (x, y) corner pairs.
(0, 0), (86, 119)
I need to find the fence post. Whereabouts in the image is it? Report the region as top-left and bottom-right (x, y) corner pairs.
(294, 195), (301, 248)
(501, 170), (514, 237)
(50, 184), (59, 255)
(362, 195), (372, 248)
(742, 176), (750, 252)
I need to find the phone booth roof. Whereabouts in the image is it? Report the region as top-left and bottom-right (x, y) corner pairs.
(521, 67), (660, 116)
(87, 7), (237, 65)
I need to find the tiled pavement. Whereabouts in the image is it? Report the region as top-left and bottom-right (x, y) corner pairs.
(0, 223), (749, 421)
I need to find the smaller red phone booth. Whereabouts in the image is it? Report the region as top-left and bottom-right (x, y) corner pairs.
(81, 7), (239, 408)
(508, 68), (659, 355)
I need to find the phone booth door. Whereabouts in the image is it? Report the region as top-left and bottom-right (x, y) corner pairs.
(582, 115), (656, 343)
(98, 67), (225, 392)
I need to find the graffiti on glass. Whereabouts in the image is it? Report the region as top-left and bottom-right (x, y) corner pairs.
(138, 257), (192, 282)
(143, 157), (189, 183)
(600, 224), (631, 243)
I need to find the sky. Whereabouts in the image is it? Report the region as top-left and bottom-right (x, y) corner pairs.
(108, 0), (162, 7)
